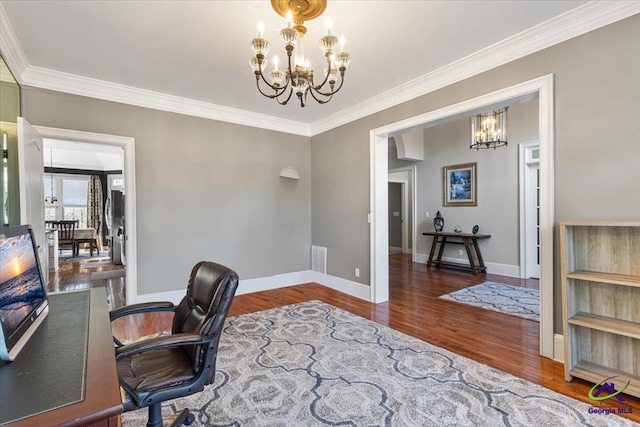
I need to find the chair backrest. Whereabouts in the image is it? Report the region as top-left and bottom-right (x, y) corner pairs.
(51, 220), (77, 241)
(172, 261), (239, 379)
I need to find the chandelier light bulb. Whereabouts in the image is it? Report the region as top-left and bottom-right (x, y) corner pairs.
(273, 55), (279, 71)
(339, 35), (346, 51)
(257, 21), (264, 37)
(326, 18), (332, 34)
(286, 10), (293, 27)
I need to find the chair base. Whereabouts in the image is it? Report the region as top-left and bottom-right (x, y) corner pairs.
(146, 404), (195, 427)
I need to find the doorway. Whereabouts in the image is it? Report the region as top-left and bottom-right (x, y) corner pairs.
(33, 125), (138, 305)
(369, 74), (555, 359)
(388, 166), (416, 258)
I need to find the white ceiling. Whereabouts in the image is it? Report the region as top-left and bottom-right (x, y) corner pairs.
(1, 1), (637, 135)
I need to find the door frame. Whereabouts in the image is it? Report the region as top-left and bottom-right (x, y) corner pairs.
(33, 125), (138, 305)
(369, 74), (555, 359)
(519, 141), (540, 279)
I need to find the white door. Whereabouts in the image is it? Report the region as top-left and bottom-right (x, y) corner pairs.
(17, 118), (46, 268)
(524, 145), (540, 279)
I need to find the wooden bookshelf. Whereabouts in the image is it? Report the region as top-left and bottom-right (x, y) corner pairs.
(560, 221), (640, 398)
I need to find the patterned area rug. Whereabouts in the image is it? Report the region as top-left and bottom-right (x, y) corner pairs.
(121, 301), (635, 427)
(439, 281), (540, 321)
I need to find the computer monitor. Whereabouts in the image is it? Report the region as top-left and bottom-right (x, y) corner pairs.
(0, 224), (49, 362)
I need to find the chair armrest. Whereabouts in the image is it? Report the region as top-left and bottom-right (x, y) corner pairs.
(109, 301), (175, 322)
(115, 333), (211, 360)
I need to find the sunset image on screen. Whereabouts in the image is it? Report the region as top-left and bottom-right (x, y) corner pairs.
(0, 235), (37, 284)
(0, 233), (45, 334)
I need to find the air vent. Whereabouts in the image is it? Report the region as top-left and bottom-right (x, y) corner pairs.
(311, 245), (327, 274)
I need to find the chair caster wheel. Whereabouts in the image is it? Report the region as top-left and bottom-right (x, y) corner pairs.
(168, 409), (195, 427)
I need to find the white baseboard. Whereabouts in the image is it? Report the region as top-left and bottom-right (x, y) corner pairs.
(135, 270), (370, 304)
(553, 333), (564, 363)
(307, 271), (371, 301)
(413, 253), (520, 278)
(389, 246), (402, 253)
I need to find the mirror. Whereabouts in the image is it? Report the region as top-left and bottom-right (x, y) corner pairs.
(0, 52), (21, 226)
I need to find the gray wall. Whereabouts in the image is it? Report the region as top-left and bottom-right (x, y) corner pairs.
(389, 99), (539, 266)
(311, 15), (640, 332)
(22, 88), (312, 296)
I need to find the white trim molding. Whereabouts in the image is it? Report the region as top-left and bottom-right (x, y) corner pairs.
(370, 74), (555, 359)
(135, 270), (371, 305)
(554, 334), (565, 363)
(2, 2), (638, 137)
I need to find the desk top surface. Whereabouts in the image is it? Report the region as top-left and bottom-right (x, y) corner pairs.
(423, 231), (491, 238)
(2, 289), (121, 427)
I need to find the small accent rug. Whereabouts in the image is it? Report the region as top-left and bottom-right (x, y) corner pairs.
(90, 269), (125, 280)
(439, 281), (540, 322)
(120, 301), (634, 427)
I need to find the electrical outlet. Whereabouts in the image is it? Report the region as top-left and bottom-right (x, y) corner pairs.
(355, 268), (360, 277)
(458, 249), (464, 256)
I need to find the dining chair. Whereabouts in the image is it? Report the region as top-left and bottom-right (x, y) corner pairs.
(49, 220), (77, 255)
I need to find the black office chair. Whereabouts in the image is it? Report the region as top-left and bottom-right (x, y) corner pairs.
(110, 261), (239, 427)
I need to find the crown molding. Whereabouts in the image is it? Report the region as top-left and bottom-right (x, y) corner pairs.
(20, 65), (311, 137)
(308, 0), (640, 136)
(2, 1), (639, 137)
(0, 3), (28, 84)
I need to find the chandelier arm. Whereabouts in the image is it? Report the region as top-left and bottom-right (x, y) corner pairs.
(309, 56), (333, 91)
(255, 76), (289, 99)
(308, 86), (333, 104)
(275, 88), (294, 105)
(310, 70), (345, 97)
(256, 60), (291, 94)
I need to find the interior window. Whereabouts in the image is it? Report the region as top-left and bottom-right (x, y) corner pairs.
(44, 175), (89, 227)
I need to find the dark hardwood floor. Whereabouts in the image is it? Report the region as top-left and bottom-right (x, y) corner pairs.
(47, 250), (126, 310)
(108, 253), (640, 423)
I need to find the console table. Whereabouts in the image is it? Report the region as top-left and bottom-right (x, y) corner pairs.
(0, 289), (122, 426)
(423, 231), (491, 275)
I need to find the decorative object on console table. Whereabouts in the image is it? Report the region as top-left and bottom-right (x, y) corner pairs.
(454, 225), (463, 234)
(443, 163), (477, 207)
(434, 211), (444, 232)
(560, 221), (640, 398)
(472, 225), (479, 235)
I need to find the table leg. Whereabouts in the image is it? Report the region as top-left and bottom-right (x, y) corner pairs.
(472, 239), (487, 272)
(436, 236), (447, 263)
(462, 238), (478, 275)
(427, 235), (439, 267)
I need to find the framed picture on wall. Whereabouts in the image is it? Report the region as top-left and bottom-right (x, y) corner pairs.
(443, 162), (477, 206)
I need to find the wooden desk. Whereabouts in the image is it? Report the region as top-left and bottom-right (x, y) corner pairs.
(423, 231), (491, 275)
(2, 289), (121, 427)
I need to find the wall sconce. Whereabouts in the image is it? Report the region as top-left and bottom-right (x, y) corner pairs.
(279, 166), (299, 180)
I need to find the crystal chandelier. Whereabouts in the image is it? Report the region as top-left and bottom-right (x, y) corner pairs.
(470, 107), (508, 150)
(250, 0), (351, 107)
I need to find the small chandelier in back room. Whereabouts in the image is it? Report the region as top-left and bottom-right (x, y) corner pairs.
(250, 0), (351, 107)
(470, 107), (508, 150)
